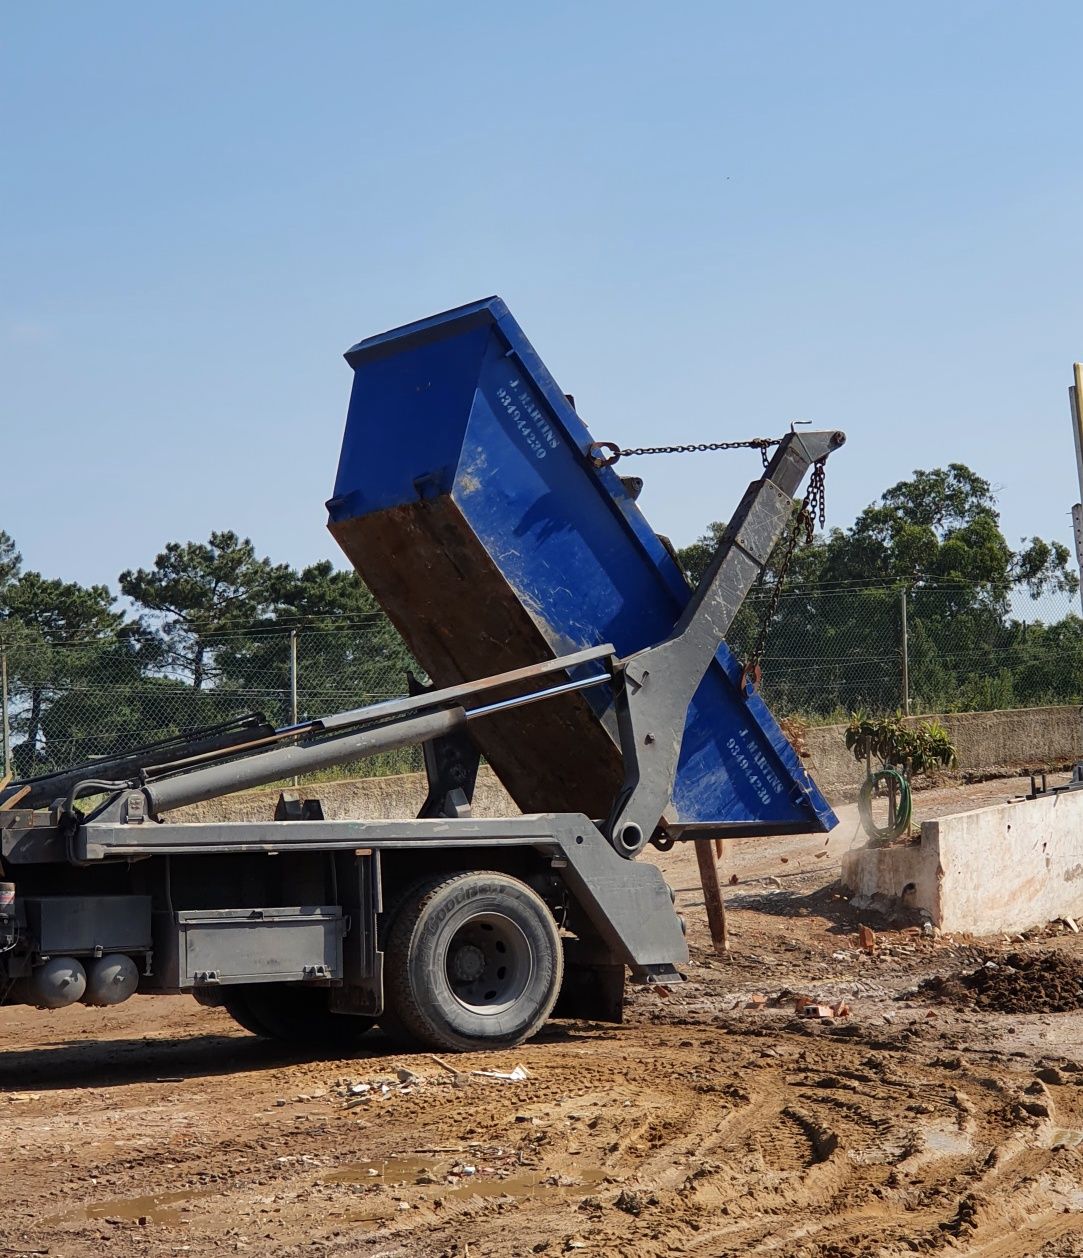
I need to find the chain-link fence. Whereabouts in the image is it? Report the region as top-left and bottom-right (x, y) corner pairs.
(2, 580), (1081, 779)
(731, 580), (1083, 720)
(0, 619), (425, 780)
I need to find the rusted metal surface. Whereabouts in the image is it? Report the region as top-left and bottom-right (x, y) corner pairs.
(319, 642), (615, 732)
(695, 839), (728, 955)
(330, 501), (627, 819)
(0, 784), (30, 811)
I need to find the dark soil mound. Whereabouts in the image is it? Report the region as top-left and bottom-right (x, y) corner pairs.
(919, 951), (1083, 1014)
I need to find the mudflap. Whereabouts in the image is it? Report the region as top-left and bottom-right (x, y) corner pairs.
(553, 939), (625, 1024)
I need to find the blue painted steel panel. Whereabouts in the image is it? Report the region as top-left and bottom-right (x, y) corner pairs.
(328, 298), (835, 832)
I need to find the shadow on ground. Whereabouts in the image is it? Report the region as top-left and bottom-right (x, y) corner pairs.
(725, 880), (925, 935)
(0, 1021), (591, 1092)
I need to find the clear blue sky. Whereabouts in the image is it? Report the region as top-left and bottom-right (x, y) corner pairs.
(4, 2), (1083, 591)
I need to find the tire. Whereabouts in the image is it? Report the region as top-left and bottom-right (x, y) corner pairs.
(384, 870), (563, 1052)
(222, 991), (272, 1036)
(223, 985), (376, 1048)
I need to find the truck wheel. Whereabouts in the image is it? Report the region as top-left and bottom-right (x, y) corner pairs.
(384, 871), (563, 1052)
(223, 985), (375, 1048)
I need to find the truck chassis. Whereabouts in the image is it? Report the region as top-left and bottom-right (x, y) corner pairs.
(0, 428), (841, 1052)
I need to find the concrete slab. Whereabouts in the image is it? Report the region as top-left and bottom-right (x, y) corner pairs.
(841, 787), (1083, 935)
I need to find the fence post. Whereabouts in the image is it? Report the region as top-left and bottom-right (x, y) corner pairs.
(289, 629), (299, 726)
(899, 586), (910, 716)
(289, 630), (299, 788)
(1070, 363), (1083, 618)
(0, 646), (9, 779)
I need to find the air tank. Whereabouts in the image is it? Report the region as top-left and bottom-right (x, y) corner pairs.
(84, 954), (140, 1006)
(28, 957), (87, 1008)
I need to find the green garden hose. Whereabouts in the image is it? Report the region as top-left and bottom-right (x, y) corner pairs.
(858, 768), (912, 844)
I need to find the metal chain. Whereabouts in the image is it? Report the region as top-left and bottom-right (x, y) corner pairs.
(588, 431), (828, 691)
(590, 437), (780, 469)
(741, 458), (828, 691)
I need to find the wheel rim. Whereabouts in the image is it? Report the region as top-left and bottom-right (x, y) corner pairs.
(444, 912), (533, 1015)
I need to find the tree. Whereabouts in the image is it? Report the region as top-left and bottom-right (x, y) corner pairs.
(818, 464), (1076, 599)
(0, 570), (130, 772)
(120, 531), (289, 690)
(215, 560), (414, 722)
(0, 531), (21, 592)
(676, 463), (1079, 717)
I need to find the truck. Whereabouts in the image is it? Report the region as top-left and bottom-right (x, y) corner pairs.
(0, 298), (843, 1053)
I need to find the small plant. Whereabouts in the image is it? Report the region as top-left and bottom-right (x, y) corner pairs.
(845, 711), (957, 781)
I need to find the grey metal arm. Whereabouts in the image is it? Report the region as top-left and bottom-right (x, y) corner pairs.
(605, 428), (845, 856)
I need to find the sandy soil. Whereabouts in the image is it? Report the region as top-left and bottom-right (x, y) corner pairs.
(5, 775), (1083, 1258)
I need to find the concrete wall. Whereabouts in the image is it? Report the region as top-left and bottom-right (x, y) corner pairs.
(841, 787), (1083, 935)
(178, 705), (1083, 824)
(804, 705), (1083, 801)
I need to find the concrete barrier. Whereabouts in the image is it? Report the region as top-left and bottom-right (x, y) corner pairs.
(841, 787), (1083, 935)
(803, 705), (1083, 800)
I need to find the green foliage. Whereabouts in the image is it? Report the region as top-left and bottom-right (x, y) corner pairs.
(0, 532), (21, 591)
(0, 458), (1080, 778)
(0, 569), (130, 773)
(1, 529), (414, 774)
(120, 530), (289, 690)
(215, 560), (415, 722)
(845, 712), (957, 779)
(677, 461), (1081, 719)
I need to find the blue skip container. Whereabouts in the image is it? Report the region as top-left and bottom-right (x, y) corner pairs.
(327, 298), (835, 835)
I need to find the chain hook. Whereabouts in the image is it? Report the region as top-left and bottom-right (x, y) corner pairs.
(589, 441), (623, 468)
(589, 435), (784, 466)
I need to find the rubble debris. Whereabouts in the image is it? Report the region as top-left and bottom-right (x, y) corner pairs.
(472, 1065), (531, 1082)
(614, 1188), (657, 1215)
(859, 925), (876, 953)
(343, 1070), (429, 1106)
(919, 951), (1083, 1014)
(1035, 1066), (1067, 1086)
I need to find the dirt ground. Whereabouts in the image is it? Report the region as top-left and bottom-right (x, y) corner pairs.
(5, 775), (1083, 1258)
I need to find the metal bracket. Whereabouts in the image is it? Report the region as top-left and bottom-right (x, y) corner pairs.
(604, 429), (845, 856)
(410, 673), (481, 819)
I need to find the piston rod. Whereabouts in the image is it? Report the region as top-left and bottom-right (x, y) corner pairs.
(142, 669), (612, 817)
(145, 708), (467, 817)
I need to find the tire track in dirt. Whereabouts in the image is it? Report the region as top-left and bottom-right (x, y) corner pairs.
(14, 1026), (1081, 1258)
(5, 943), (1083, 1256)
